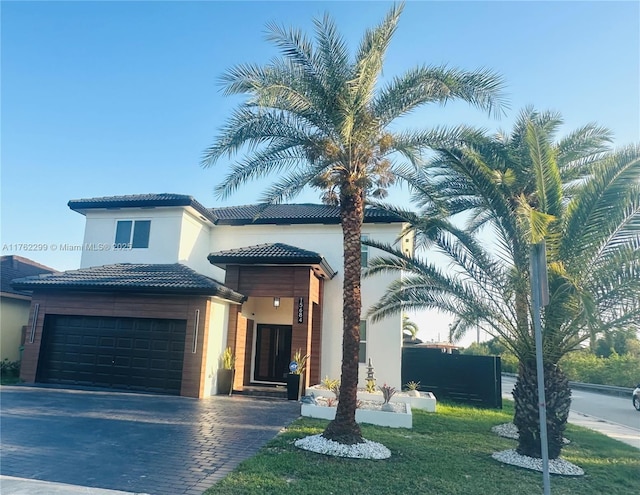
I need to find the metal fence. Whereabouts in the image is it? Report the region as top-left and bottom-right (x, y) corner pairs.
(402, 347), (502, 408)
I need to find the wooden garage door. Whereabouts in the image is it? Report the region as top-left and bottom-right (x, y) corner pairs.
(36, 315), (186, 395)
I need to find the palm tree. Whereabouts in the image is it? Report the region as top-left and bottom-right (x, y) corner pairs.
(402, 314), (419, 341)
(202, 3), (506, 445)
(365, 108), (640, 457)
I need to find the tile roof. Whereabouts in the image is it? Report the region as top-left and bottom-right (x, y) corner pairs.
(211, 203), (403, 225)
(68, 194), (218, 224)
(67, 194), (403, 226)
(10, 263), (246, 302)
(1, 256), (58, 298)
(208, 243), (337, 279)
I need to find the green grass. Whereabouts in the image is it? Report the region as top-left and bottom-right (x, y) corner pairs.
(204, 401), (638, 495)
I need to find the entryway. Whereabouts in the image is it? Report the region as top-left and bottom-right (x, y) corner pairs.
(254, 324), (292, 383)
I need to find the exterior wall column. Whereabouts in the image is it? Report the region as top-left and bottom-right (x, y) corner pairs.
(225, 304), (248, 391)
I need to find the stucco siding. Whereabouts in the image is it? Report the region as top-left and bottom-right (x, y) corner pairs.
(0, 297), (30, 362)
(79, 209), (182, 268)
(203, 298), (230, 397)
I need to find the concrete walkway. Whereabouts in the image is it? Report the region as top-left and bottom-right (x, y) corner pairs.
(0, 476), (147, 495)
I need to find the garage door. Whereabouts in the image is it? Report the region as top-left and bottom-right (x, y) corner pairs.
(36, 315), (186, 395)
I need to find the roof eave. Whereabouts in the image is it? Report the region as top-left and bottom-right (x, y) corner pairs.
(10, 284), (246, 303)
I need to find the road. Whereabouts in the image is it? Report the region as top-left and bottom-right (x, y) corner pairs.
(501, 375), (640, 431)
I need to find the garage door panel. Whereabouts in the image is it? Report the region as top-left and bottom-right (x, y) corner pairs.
(37, 315), (186, 395)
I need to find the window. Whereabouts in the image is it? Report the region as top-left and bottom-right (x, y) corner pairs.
(114, 220), (151, 248)
(361, 235), (369, 267)
(359, 320), (367, 363)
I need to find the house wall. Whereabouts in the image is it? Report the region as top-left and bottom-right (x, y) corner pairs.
(79, 208), (183, 268)
(75, 203), (408, 389)
(0, 296), (30, 362)
(211, 222), (405, 388)
(202, 298), (230, 397)
(177, 211), (219, 278)
(19, 291), (226, 398)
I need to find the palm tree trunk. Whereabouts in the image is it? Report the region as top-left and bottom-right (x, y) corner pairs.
(513, 360), (571, 459)
(323, 189), (365, 444)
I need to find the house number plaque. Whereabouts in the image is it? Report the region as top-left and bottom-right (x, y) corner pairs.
(297, 297), (304, 323)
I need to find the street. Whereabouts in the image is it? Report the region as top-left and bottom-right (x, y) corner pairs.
(501, 375), (640, 431)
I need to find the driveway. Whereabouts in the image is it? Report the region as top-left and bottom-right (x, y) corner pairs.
(0, 386), (301, 495)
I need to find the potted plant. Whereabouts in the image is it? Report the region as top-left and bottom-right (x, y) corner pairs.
(405, 380), (421, 397)
(379, 383), (397, 412)
(286, 348), (308, 400)
(217, 347), (235, 396)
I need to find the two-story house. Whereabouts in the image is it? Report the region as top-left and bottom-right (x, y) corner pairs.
(13, 194), (412, 398)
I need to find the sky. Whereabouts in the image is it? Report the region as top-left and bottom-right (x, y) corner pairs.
(2, 0), (639, 346)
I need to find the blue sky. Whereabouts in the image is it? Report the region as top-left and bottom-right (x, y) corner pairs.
(2, 1), (638, 342)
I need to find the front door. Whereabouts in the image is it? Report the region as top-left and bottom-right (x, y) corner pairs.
(254, 324), (292, 383)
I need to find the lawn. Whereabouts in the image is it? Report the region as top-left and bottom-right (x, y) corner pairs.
(204, 401), (638, 495)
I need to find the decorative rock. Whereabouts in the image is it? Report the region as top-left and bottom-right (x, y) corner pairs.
(295, 434), (391, 459)
(300, 393), (317, 405)
(492, 422), (570, 444)
(492, 449), (584, 476)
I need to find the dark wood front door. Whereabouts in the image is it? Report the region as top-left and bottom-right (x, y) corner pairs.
(254, 324), (292, 383)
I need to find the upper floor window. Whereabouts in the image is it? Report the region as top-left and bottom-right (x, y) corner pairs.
(115, 220), (151, 249)
(361, 235), (369, 268)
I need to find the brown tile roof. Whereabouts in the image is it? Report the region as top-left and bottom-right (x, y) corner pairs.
(10, 263), (246, 302)
(1, 256), (58, 297)
(208, 243), (337, 279)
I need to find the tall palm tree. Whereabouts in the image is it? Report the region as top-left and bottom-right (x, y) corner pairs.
(365, 109), (640, 457)
(202, 3), (506, 445)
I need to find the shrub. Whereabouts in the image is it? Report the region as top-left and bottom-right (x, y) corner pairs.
(559, 351), (639, 388)
(0, 359), (20, 378)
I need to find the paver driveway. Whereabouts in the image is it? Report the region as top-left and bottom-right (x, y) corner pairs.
(0, 386), (301, 495)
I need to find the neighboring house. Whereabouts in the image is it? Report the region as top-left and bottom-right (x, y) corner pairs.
(13, 194), (413, 398)
(1, 256), (57, 362)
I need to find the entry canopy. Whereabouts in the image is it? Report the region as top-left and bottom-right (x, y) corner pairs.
(208, 243), (337, 280)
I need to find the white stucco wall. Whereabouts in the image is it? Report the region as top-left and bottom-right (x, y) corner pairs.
(0, 296), (30, 362)
(78, 208), (183, 268)
(203, 298), (230, 398)
(177, 211), (219, 278)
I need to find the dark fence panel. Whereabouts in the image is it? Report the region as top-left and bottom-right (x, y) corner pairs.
(402, 348), (502, 408)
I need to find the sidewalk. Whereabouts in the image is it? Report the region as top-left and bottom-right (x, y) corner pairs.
(568, 410), (640, 450)
(0, 476), (148, 495)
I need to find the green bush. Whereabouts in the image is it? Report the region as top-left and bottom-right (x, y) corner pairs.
(0, 359), (20, 381)
(559, 351), (639, 388)
(500, 352), (519, 374)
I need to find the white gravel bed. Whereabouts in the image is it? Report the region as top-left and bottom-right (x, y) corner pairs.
(492, 449), (584, 476)
(492, 422), (570, 444)
(315, 397), (406, 414)
(294, 434), (391, 459)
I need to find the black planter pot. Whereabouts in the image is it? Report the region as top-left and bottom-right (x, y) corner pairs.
(287, 373), (302, 400)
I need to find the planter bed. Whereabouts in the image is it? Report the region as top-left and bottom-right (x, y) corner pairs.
(301, 400), (412, 428)
(306, 385), (437, 412)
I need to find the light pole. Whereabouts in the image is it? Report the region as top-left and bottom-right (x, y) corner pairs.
(530, 242), (551, 495)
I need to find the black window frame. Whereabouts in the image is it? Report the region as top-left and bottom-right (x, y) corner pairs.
(114, 220), (151, 249)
